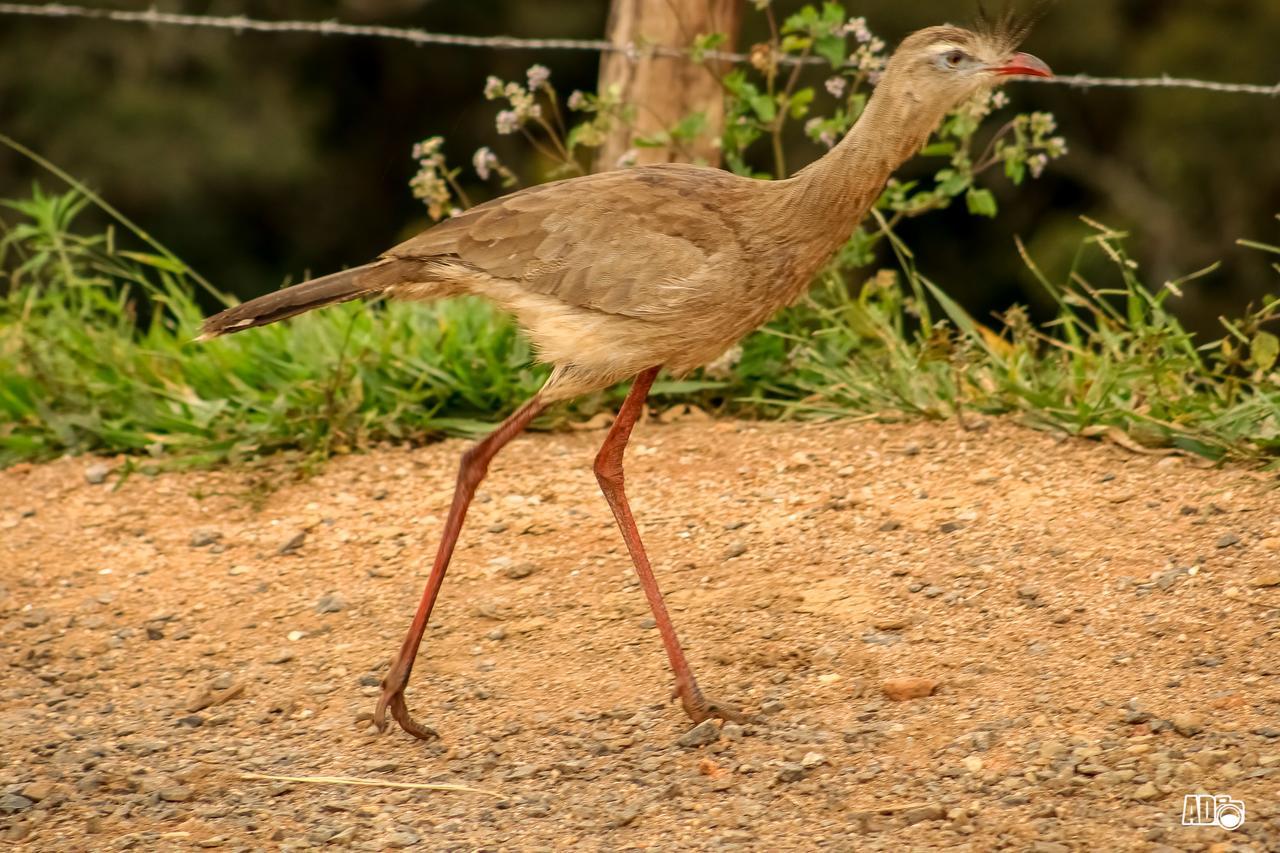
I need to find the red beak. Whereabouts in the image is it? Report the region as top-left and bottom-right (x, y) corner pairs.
(993, 52), (1053, 79)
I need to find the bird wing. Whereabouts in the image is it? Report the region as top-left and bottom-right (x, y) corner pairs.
(384, 166), (745, 319)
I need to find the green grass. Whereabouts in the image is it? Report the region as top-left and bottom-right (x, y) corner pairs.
(2, 175), (1278, 471)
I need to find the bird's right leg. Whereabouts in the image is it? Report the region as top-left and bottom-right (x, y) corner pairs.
(594, 367), (743, 724)
(372, 394), (547, 740)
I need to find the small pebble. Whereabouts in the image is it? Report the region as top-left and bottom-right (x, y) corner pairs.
(19, 781), (55, 802)
(315, 593), (347, 613)
(902, 804), (945, 825)
(158, 785), (193, 803)
(881, 677), (937, 701)
(677, 719), (721, 748)
(190, 529), (222, 548)
(504, 563), (537, 579)
(0, 794), (33, 814)
(1171, 713), (1205, 737)
(1132, 782), (1161, 801)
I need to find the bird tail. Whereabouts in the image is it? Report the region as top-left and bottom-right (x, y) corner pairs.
(198, 262), (390, 340)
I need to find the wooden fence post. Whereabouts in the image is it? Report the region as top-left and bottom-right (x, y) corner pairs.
(595, 0), (743, 170)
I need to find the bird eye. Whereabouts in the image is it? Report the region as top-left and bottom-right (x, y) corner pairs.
(943, 49), (967, 68)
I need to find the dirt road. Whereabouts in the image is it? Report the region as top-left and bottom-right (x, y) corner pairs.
(1, 417), (1278, 851)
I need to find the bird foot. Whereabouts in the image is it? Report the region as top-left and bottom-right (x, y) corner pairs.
(674, 683), (745, 724)
(371, 668), (439, 742)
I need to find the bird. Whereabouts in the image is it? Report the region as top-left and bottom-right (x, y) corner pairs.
(200, 22), (1052, 741)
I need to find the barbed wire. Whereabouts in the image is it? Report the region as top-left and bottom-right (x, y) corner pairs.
(2, 2), (1278, 97)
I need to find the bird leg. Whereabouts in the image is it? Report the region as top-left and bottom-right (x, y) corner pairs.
(373, 394), (547, 740)
(594, 367), (743, 724)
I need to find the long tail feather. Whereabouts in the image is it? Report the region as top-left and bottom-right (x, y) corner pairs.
(199, 263), (383, 340)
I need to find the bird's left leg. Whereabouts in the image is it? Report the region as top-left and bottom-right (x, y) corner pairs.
(594, 367), (743, 724)
(372, 393), (547, 740)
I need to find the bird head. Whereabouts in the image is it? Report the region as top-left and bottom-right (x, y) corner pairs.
(885, 23), (1052, 107)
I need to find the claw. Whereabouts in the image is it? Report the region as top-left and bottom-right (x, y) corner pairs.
(373, 671), (439, 741)
(387, 690), (439, 741)
(674, 680), (745, 724)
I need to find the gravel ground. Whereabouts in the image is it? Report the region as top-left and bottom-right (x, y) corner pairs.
(1, 416), (1278, 851)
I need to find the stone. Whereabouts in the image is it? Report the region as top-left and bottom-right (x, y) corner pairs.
(315, 593), (347, 613)
(19, 781), (55, 802)
(1172, 713), (1205, 737)
(1215, 533), (1241, 549)
(800, 752), (826, 769)
(902, 804), (945, 825)
(881, 677), (937, 701)
(20, 608), (50, 628)
(1250, 574), (1280, 588)
(677, 719), (721, 748)
(158, 785), (193, 803)
(504, 563), (536, 580)
(278, 531), (307, 554)
(185, 678), (245, 712)
(84, 463), (110, 485)
(1133, 782), (1161, 801)
(0, 794), (33, 814)
(504, 764), (539, 781)
(190, 529), (222, 548)
(382, 830), (420, 848)
(774, 763), (807, 783)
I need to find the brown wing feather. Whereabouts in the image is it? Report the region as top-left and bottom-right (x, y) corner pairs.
(384, 166), (747, 319)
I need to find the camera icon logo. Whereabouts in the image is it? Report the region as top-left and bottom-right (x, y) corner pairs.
(1182, 793), (1246, 831)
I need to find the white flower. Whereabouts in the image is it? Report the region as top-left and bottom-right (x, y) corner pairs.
(495, 110), (519, 134)
(526, 64), (551, 91)
(472, 147), (498, 180)
(615, 149), (639, 169)
(483, 76), (504, 100)
(411, 137), (443, 161)
(843, 16), (872, 44)
(1030, 112), (1057, 135)
(567, 90), (588, 111)
(1029, 153), (1049, 178)
(990, 91), (1009, 110)
(825, 76), (847, 98)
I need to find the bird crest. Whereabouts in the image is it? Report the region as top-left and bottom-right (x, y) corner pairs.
(975, 0), (1053, 51)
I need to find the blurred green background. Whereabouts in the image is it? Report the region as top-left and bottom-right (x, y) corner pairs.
(2, 1), (1278, 332)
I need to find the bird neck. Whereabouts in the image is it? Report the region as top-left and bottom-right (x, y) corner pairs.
(782, 74), (948, 234)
